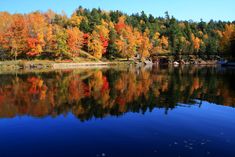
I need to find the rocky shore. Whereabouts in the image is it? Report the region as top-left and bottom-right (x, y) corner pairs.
(0, 57), (228, 71)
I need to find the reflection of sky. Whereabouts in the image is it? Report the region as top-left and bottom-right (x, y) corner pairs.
(0, 0), (235, 21)
(0, 101), (234, 157)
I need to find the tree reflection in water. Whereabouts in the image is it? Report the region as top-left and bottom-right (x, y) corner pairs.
(0, 66), (234, 121)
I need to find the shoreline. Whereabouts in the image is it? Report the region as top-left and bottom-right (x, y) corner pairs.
(0, 60), (133, 71)
(0, 59), (222, 71)
(0, 60), (228, 75)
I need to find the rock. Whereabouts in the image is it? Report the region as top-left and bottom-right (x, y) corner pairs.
(173, 61), (179, 65)
(193, 60), (198, 65)
(144, 60), (153, 65)
(199, 60), (207, 65)
(36, 64), (44, 69)
(180, 60), (185, 64)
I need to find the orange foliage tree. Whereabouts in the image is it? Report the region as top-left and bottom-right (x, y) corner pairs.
(5, 14), (28, 60)
(67, 27), (84, 57)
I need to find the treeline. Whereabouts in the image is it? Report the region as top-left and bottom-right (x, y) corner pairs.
(0, 6), (235, 61)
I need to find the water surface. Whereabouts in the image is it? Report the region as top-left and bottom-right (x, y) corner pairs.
(0, 66), (234, 157)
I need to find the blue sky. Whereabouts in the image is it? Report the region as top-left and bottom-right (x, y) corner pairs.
(0, 0), (234, 21)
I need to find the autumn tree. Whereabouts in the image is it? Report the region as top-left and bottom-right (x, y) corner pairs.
(0, 12), (13, 59)
(139, 29), (152, 60)
(191, 33), (201, 53)
(68, 12), (84, 27)
(5, 14), (28, 60)
(54, 25), (69, 59)
(115, 16), (126, 34)
(67, 27), (84, 57)
(123, 26), (137, 59)
(95, 20), (110, 55)
(115, 16), (138, 59)
(44, 24), (56, 53)
(26, 12), (47, 57)
(88, 31), (103, 59)
(231, 31), (235, 59)
(220, 24), (235, 54)
(44, 9), (56, 24)
(152, 32), (169, 54)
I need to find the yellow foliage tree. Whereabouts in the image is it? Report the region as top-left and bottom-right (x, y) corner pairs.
(139, 29), (152, 60)
(191, 33), (201, 52)
(69, 13), (84, 27)
(220, 24), (235, 53)
(152, 32), (169, 54)
(88, 31), (103, 59)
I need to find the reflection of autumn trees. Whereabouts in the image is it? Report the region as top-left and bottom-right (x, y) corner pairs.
(114, 69), (153, 112)
(0, 67), (234, 120)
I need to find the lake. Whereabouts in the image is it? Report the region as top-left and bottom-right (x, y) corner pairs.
(0, 65), (234, 157)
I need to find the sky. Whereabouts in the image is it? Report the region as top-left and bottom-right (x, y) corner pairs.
(0, 0), (234, 22)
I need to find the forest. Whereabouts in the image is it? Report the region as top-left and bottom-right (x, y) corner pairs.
(0, 6), (235, 62)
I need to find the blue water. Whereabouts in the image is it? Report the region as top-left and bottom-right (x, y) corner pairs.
(0, 66), (234, 157)
(0, 101), (234, 157)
